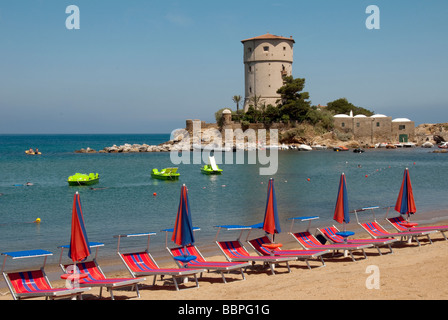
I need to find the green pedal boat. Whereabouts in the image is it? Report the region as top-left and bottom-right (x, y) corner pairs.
(151, 168), (180, 180)
(68, 173), (100, 186)
(201, 156), (223, 175)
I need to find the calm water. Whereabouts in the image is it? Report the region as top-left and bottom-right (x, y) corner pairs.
(1, 134), (447, 269)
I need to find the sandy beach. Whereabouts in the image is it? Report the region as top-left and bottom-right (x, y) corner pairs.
(1, 220), (447, 303)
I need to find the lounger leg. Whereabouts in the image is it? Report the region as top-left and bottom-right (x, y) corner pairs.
(441, 231), (447, 241)
(220, 271), (227, 284)
(286, 261), (291, 273)
(134, 284), (141, 298)
(305, 259), (311, 270)
(348, 251), (356, 262)
(414, 236), (421, 246)
(376, 246), (382, 256)
(320, 256), (326, 267)
(269, 263), (275, 275)
(240, 268), (246, 280)
(194, 274), (200, 288)
(362, 249), (367, 259)
(109, 289), (114, 300)
(172, 277), (180, 291)
(427, 234), (433, 244)
(152, 275), (157, 286)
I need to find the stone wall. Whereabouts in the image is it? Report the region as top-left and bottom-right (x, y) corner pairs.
(333, 115), (415, 144)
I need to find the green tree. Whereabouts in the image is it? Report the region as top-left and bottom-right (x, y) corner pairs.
(243, 106), (262, 123)
(232, 95), (242, 121)
(248, 95), (263, 109)
(276, 76), (311, 121)
(326, 98), (374, 116)
(264, 104), (280, 123)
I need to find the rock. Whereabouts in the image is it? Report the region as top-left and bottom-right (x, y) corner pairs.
(434, 135), (445, 144)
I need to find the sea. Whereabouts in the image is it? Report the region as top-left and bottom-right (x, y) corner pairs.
(1, 134), (447, 272)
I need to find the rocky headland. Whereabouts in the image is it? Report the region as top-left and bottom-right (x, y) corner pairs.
(74, 123), (448, 154)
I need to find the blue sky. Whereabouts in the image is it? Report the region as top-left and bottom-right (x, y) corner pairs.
(1, 0), (447, 133)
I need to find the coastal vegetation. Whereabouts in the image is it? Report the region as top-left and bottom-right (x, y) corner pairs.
(218, 76), (374, 143)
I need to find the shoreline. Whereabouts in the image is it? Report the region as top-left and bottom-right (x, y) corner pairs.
(1, 215), (447, 300)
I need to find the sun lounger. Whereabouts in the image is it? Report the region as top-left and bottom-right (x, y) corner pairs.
(168, 245), (250, 283)
(115, 233), (206, 291)
(359, 221), (435, 246)
(1, 249), (89, 300)
(58, 242), (144, 300)
(216, 240), (295, 275)
(317, 226), (398, 255)
(289, 231), (372, 261)
(60, 261), (144, 299)
(386, 216), (448, 241)
(247, 236), (328, 269)
(119, 251), (206, 291)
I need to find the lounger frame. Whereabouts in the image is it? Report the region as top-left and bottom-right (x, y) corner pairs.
(114, 233), (205, 291)
(167, 245), (250, 283)
(317, 226), (397, 255)
(246, 236), (327, 269)
(386, 216), (448, 241)
(58, 242), (143, 299)
(1, 249), (89, 300)
(216, 240), (295, 275)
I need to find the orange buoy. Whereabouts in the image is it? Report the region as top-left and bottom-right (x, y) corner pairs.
(153, 192), (157, 196)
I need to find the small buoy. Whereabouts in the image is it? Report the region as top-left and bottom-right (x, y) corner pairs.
(153, 192), (157, 196)
(307, 178), (310, 182)
(413, 162), (416, 165)
(365, 175), (368, 178)
(221, 185), (226, 187)
(34, 218), (41, 224)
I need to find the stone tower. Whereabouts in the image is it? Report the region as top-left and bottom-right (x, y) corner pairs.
(241, 33), (295, 112)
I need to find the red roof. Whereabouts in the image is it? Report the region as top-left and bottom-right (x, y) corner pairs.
(241, 33), (295, 43)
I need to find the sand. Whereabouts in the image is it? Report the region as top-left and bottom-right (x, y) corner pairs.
(1, 221), (447, 303)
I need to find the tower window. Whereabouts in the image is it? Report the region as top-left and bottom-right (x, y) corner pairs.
(376, 122), (380, 127)
(263, 46), (269, 52)
(283, 46), (286, 51)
